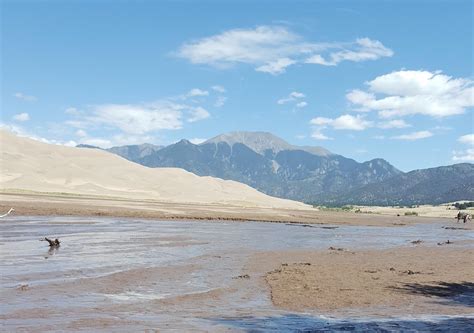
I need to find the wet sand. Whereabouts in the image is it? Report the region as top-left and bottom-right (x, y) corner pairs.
(1, 216), (473, 331)
(259, 247), (474, 315)
(2, 192), (468, 227)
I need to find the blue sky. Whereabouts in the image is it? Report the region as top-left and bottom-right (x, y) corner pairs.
(1, 0), (473, 171)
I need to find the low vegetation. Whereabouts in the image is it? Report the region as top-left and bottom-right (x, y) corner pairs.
(452, 201), (474, 210)
(404, 211), (419, 216)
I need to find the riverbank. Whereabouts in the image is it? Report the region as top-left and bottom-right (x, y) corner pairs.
(248, 246), (474, 316)
(1, 192), (466, 227)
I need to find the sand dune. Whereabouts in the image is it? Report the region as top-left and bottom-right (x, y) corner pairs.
(0, 130), (309, 209)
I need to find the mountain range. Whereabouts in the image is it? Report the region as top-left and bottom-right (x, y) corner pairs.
(79, 131), (474, 205)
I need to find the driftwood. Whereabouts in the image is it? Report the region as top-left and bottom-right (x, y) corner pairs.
(0, 208), (14, 218)
(43, 237), (61, 247)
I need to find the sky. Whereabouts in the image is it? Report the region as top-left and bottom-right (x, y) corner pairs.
(1, 0), (473, 171)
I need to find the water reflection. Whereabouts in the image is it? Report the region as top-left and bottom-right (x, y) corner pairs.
(212, 314), (474, 332)
(44, 245), (60, 259)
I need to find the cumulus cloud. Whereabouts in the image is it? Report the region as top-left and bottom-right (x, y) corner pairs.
(214, 96), (227, 107)
(65, 107), (80, 115)
(12, 113), (30, 122)
(458, 134), (474, 145)
(66, 90), (214, 137)
(187, 88), (209, 97)
(391, 130), (433, 141)
(311, 128), (333, 140)
(453, 134), (474, 161)
(347, 70), (474, 118)
(78, 133), (158, 149)
(75, 129), (87, 137)
(177, 26), (392, 75)
(189, 138), (207, 144)
(1, 123), (76, 146)
(255, 57), (296, 75)
(452, 148), (474, 162)
(13, 92), (37, 102)
(377, 119), (411, 129)
(211, 85), (226, 93)
(79, 137), (112, 148)
(187, 107), (210, 122)
(306, 38), (393, 66)
(278, 91), (305, 104)
(278, 91), (308, 111)
(310, 114), (373, 130)
(87, 103), (184, 135)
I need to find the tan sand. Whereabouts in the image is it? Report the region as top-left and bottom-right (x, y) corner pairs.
(0, 130), (308, 210)
(2, 192), (467, 227)
(335, 204), (474, 218)
(251, 246), (474, 315)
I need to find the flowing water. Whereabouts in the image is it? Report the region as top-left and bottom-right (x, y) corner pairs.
(1, 216), (473, 332)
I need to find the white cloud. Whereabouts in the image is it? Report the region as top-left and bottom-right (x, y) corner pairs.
(189, 138), (207, 144)
(311, 129), (333, 140)
(177, 25), (392, 75)
(347, 70), (474, 118)
(453, 134), (474, 161)
(211, 85), (226, 93)
(255, 57), (296, 75)
(452, 148), (474, 162)
(79, 138), (112, 148)
(14, 92), (37, 102)
(392, 130), (433, 141)
(12, 113), (30, 122)
(86, 103), (184, 135)
(278, 91), (305, 104)
(458, 134), (474, 145)
(333, 115), (372, 130)
(377, 119), (411, 129)
(310, 117), (332, 126)
(214, 96), (227, 107)
(78, 133), (158, 149)
(296, 101), (308, 108)
(310, 114), (373, 130)
(187, 88), (209, 97)
(64, 90), (213, 145)
(306, 38), (393, 66)
(65, 107), (80, 115)
(431, 126), (452, 132)
(305, 54), (334, 66)
(187, 107), (210, 122)
(1, 123), (76, 147)
(346, 89), (374, 111)
(75, 129), (87, 137)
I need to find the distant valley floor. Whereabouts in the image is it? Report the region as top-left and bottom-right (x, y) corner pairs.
(1, 192), (471, 228)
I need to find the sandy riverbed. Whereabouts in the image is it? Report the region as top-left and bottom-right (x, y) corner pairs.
(258, 247), (474, 315)
(1, 216), (473, 331)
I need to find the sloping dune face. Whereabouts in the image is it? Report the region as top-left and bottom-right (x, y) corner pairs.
(0, 130), (309, 209)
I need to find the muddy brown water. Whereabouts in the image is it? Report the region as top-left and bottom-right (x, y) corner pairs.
(1, 216), (473, 332)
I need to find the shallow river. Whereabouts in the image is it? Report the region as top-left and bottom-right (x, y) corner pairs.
(1, 216), (473, 332)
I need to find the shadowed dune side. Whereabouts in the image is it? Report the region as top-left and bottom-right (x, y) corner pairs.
(0, 130), (310, 209)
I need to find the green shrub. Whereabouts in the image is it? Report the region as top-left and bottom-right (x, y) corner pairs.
(452, 202), (474, 210)
(404, 211), (418, 216)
